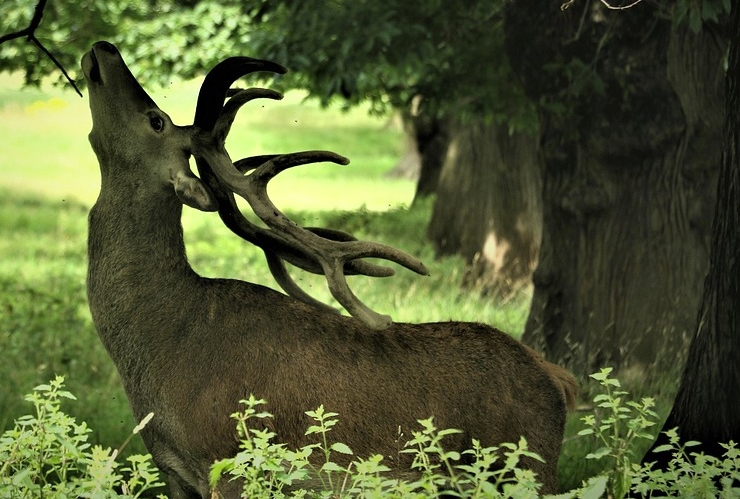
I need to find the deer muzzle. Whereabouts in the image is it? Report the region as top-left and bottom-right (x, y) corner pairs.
(82, 41), (157, 110)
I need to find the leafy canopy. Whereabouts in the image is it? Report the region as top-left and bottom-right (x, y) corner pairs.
(1, 0), (533, 128)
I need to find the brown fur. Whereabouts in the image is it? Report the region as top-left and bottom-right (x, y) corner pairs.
(81, 41), (577, 498)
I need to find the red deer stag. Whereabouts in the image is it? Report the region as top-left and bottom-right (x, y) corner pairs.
(81, 41), (577, 498)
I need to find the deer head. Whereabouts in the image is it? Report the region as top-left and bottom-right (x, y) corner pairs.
(82, 41), (428, 329)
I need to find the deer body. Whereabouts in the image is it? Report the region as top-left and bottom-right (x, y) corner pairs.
(82, 41), (576, 498)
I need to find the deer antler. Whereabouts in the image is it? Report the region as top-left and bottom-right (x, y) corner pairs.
(190, 57), (429, 329)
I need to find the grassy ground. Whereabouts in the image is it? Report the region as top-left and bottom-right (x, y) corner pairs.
(0, 73), (413, 210)
(0, 75), (531, 457)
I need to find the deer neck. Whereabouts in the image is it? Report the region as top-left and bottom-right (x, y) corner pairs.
(87, 188), (199, 350)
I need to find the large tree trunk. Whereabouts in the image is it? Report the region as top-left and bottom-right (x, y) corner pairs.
(645, 3), (740, 464)
(505, 2), (726, 379)
(386, 108), (451, 204)
(411, 113), (450, 204)
(426, 119), (542, 299)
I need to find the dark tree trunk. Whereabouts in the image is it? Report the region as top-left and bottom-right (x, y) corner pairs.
(386, 111), (450, 203)
(426, 119), (542, 299)
(644, 3), (740, 464)
(505, 2), (726, 378)
(413, 114), (450, 203)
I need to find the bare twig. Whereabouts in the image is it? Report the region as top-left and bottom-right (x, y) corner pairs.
(0, 0), (83, 97)
(562, 0), (644, 11)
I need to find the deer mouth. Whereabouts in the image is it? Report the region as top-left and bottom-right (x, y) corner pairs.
(82, 46), (103, 85)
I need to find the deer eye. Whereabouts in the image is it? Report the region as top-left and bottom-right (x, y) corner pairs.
(149, 115), (165, 132)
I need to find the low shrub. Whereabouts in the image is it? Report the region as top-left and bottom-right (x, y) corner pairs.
(2, 371), (738, 498)
(0, 375), (164, 499)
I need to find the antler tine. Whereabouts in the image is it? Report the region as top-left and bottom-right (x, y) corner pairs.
(191, 56), (430, 328)
(199, 147), (429, 329)
(193, 56), (286, 130)
(226, 155), (404, 278)
(213, 148), (430, 277)
(264, 251), (339, 313)
(213, 88), (284, 142)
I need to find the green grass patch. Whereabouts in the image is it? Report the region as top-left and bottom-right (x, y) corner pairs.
(0, 73), (412, 210)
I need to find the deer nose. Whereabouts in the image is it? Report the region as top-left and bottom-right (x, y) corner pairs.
(94, 41), (119, 55)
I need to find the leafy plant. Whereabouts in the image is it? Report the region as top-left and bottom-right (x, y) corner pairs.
(633, 429), (740, 497)
(562, 368), (740, 499)
(209, 369), (740, 499)
(0, 375), (165, 498)
(210, 397), (551, 498)
(5, 370), (740, 498)
(576, 367), (659, 499)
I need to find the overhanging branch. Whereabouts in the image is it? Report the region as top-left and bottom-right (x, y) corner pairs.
(0, 0), (83, 97)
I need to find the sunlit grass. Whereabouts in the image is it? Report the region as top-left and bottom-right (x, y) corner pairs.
(0, 73), (412, 209)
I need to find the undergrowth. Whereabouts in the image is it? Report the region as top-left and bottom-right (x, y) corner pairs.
(2, 370), (738, 498)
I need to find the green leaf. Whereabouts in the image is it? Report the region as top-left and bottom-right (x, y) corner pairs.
(320, 461), (344, 473)
(305, 425), (323, 436)
(11, 468), (32, 486)
(330, 442), (353, 455)
(579, 474), (608, 499)
(586, 447), (611, 460)
(209, 459), (233, 487)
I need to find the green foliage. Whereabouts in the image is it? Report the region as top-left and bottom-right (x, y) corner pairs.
(210, 397), (547, 498)
(0, 0), (155, 89)
(634, 429), (740, 497)
(244, 0), (536, 128)
(4, 371), (740, 498)
(0, 0), (536, 130)
(673, 0), (732, 33)
(576, 368), (659, 499)
(0, 376), (165, 498)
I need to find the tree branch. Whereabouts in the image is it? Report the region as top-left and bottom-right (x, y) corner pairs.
(561, 0), (644, 11)
(0, 0), (83, 97)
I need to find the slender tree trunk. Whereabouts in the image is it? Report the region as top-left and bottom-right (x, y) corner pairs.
(385, 104), (451, 203)
(386, 113), (449, 204)
(505, 3), (726, 379)
(426, 119), (542, 299)
(645, 3), (740, 464)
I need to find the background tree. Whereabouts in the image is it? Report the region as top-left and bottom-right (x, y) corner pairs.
(504, 0), (729, 379)
(645, 0), (740, 464)
(226, 0), (545, 298)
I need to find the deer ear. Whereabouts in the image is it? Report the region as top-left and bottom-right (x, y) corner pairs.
(172, 169), (219, 211)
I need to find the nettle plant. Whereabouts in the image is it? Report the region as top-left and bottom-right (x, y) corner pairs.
(210, 369), (740, 499)
(209, 396), (547, 499)
(0, 375), (164, 499)
(2, 371), (739, 498)
(574, 368), (740, 499)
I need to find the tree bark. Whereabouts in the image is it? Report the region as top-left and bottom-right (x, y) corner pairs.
(386, 110), (451, 204)
(645, 3), (740, 464)
(505, 2), (726, 379)
(426, 119), (543, 299)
